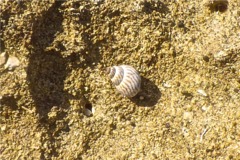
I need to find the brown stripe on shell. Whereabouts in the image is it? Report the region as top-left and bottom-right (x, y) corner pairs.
(119, 78), (132, 96)
(124, 76), (135, 94)
(125, 75), (140, 97)
(118, 67), (135, 95)
(108, 65), (141, 98)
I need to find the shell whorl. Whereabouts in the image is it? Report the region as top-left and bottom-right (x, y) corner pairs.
(107, 65), (141, 98)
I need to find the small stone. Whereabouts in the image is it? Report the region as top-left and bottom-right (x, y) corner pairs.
(233, 88), (239, 93)
(202, 105), (208, 111)
(163, 82), (171, 88)
(197, 89), (208, 97)
(1, 125), (6, 131)
(84, 87), (89, 91)
(203, 55), (210, 62)
(4, 56), (20, 70)
(0, 52), (7, 66)
(91, 0), (104, 5)
(183, 111), (193, 121)
(201, 105), (212, 112)
(214, 50), (229, 61)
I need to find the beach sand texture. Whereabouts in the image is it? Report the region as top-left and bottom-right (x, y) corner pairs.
(0, 0), (239, 159)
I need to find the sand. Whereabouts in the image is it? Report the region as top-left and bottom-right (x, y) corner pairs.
(0, 0), (239, 159)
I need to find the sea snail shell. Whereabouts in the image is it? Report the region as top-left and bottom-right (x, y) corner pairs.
(106, 65), (141, 98)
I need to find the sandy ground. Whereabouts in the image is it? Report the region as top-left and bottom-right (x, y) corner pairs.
(0, 0), (240, 159)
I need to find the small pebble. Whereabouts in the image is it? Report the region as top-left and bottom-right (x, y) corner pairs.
(197, 89), (208, 97)
(0, 52), (7, 66)
(201, 105), (208, 111)
(183, 111), (193, 121)
(4, 56), (20, 70)
(214, 50), (228, 61)
(163, 82), (172, 88)
(201, 105), (212, 112)
(91, 0), (104, 5)
(1, 125), (6, 131)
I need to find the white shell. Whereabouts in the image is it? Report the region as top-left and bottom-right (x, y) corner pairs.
(106, 65), (141, 98)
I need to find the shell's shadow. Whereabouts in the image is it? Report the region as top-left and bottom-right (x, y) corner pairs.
(130, 76), (161, 107)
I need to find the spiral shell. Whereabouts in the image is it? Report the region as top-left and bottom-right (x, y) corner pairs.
(106, 65), (141, 98)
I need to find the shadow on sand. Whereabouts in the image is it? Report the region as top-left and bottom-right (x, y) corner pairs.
(130, 76), (161, 107)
